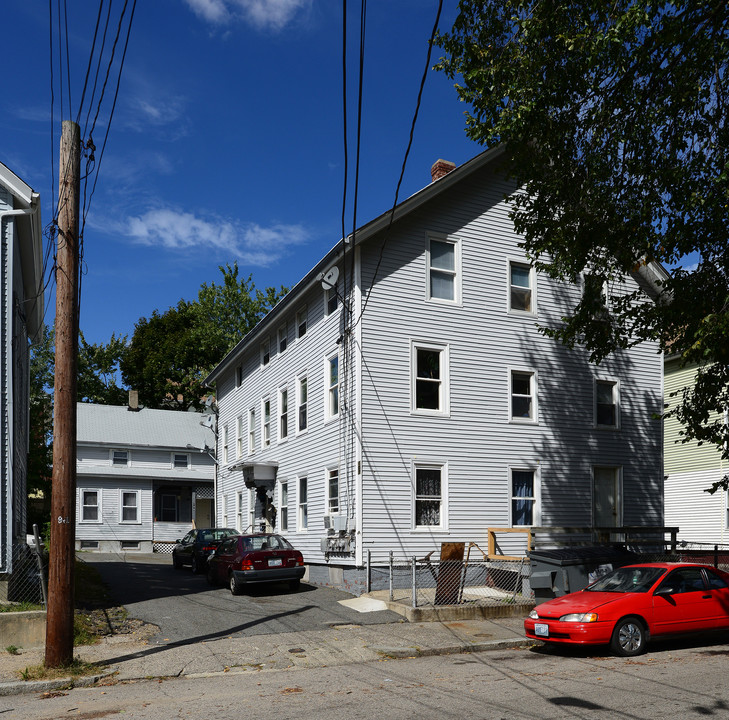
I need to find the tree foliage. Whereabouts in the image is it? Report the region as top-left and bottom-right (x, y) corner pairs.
(436, 0), (729, 484)
(121, 263), (287, 410)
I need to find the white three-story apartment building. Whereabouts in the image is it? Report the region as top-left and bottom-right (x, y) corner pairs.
(206, 148), (665, 592)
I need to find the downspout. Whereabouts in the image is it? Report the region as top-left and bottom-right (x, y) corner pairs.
(0, 200), (40, 570)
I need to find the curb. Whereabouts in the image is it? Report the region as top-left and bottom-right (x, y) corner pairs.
(0, 672), (113, 697)
(371, 637), (535, 659)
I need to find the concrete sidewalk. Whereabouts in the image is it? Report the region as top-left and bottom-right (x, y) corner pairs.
(0, 593), (534, 697)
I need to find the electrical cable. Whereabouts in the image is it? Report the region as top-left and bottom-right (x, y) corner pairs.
(75, 0), (107, 127)
(352, 0), (444, 329)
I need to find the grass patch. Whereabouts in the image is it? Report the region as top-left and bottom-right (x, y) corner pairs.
(0, 601), (44, 613)
(19, 657), (105, 682)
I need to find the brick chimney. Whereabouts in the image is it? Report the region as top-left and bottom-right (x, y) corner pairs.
(430, 159), (456, 183)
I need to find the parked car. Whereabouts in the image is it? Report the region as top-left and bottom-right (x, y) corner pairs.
(172, 528), (239, 574)
(206, 533), (306, 594)
(524, 562), (729, 656)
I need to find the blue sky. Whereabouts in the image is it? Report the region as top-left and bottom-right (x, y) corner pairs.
(2, 0), (482, 346)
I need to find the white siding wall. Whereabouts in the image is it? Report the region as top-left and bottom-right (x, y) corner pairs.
(665, 468), (728, 544)
(356, 165), (663, 562)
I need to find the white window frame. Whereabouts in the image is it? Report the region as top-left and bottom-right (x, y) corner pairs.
(221, 494), (228, 527)
(280, 481), (289, 532)
(248, 488), (257, 532)
(411, 341), (450, 416)
(296, 306), (308, 339)
(248, 407), (256, 455)
(509, 368), (538, 424)
(172, 452), (190, 469)
(80, 488), (102, 523)
(325, 282), (339, 315)
(260, 337), (271, 367)
(296, 374), (308, 434)
(119, 489), (141, 524)
(326, 467), (340, 515)
(426, 233), (461, 305)
(111, 449), (129, 467)
(507, 258), (537, 315)
(262, 397), (271, 447)
(509, 466), (540, 527)
(222, 424), (229, 464)
(412, 462), (448, 530)
(298, 476), (308, 531)
(278, 386), (289, 442)
(236, 415), (244, 458)
(236, 490), (245, 532)
(278, 324), (288, 354)
(325, 353), (340, 421)
(595, 378), (620, 429)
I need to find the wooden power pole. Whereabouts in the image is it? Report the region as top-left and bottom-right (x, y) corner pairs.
(46, 120), (80, 668)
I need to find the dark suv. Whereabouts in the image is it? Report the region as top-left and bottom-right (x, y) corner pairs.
(172, 528), (239, 574)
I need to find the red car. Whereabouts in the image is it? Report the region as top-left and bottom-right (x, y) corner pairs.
(206, 533), (305, 595)
(524, 562), (729, 656)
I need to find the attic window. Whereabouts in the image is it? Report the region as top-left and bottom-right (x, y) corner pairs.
(112, 450), (128, 466)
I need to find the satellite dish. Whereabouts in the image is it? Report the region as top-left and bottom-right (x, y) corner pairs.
(320, 265), (339, 290)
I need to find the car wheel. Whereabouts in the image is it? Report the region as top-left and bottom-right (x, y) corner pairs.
(611, 617), (647, 657)
(229, 573), (242, 596)
(289, 579), (300, 591)
(172, 552), (182, 570)
(191, 554), (201, 574)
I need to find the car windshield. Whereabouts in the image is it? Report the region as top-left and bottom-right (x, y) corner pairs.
(585, 566), (666, 593)
(241, 535), (293, 551)
(200, 529), (237, 542)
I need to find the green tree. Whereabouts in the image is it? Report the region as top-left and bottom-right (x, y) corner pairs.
(437, 0), (729, 484)
(121, 262), (286, 410)
(78, 331), (129, 405)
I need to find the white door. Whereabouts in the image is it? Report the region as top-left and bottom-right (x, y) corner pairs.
(593, 467), (621, 528)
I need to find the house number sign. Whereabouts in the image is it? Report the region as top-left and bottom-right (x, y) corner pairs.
(57, 516), (70, 524)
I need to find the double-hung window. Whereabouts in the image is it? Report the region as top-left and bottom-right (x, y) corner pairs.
(173, 453), (189, 469)
(296, 306), (308, 339)
(236, 491), (244, 532)
(427, 235), (460, 303)
(222, 425), (229, 464)
(298, 477), (308, 531)
(248, 407), (256, 454)
(509, 261), (535, 314)
(278, 324), (288, 353)
(279, 386), (289, 440)
(327, 468), (340, 515)
(112, 449), (128, 466)
(260, 338), (270, 367)
(262, 399), (271, 447)
(595, 379), (619, 428)
(412, 342), (449, 415)
(236, 416), (244, 457)
(81, 489), (101, 522)
(414, 464), (445, 528)
(510, 369), (537, 423)
(326, 281), (339, 315)
(327, 354), (339, 419)
(511, 469), (537, 526)
(297, 375), (308, 433)
(280, 481), (289, 531)
(120, 490), (140, 523)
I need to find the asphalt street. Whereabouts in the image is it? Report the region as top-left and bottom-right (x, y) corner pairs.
(81, 553), (404, 643)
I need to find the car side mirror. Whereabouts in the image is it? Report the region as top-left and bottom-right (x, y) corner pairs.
(175, 539), (181, 543)
(655, 585), (676, 596)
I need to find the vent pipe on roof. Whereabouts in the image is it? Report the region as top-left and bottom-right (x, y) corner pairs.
(430, 159), (456, 183)
(128, 390), (139, 411)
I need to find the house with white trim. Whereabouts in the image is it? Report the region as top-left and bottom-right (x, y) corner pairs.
(205, 148), (666, 592)
(75, 398), (216, 553)
(0, 162), (43, 582)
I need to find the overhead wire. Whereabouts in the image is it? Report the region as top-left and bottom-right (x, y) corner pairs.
(352, 0), (444, 329)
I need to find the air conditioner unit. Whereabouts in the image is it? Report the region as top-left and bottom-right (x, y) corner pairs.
(331, 516), (348, 532)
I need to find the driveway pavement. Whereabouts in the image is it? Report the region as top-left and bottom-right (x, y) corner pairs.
(82, 553), (404, 643)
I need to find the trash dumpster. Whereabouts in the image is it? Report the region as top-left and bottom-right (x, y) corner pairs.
(528, 546), (639, 603)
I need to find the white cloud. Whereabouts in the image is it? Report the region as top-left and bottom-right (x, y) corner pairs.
(184, 0), (310, 31)
(124, 208), (309, 265)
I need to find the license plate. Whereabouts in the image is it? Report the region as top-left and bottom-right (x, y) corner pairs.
(534, 623), (549, 637)
(268, 558), (282, 567)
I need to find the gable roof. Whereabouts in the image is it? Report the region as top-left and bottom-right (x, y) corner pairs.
(77, 402), (215, 451)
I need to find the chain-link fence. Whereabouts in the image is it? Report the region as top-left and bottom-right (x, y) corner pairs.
(369, 552), (534, 609)
(0, 540), (47, 609)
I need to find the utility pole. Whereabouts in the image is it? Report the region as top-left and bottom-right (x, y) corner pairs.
(46, 120), (80, 668)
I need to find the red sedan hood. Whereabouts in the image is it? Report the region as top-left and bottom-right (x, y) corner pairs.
(535, 591), (625, 618)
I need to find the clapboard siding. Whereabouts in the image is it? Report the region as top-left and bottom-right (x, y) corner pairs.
(665, 468), (728, 543)
(76, 477), (153, 540)
(212, 152), (664, 568)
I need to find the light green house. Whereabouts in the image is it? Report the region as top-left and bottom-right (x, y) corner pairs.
(664, 356), (729, 544)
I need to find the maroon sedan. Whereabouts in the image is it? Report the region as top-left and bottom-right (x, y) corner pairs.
(206, 533), (306, 595)
(524, 562), (729, 656)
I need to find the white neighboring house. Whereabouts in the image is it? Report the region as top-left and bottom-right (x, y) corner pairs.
(76, 399), (216, 553)
(206, 148), (666, 592)
(0, 162), (43, 577)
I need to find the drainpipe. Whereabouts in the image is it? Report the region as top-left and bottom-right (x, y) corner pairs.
(0, 199), (41, 567)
